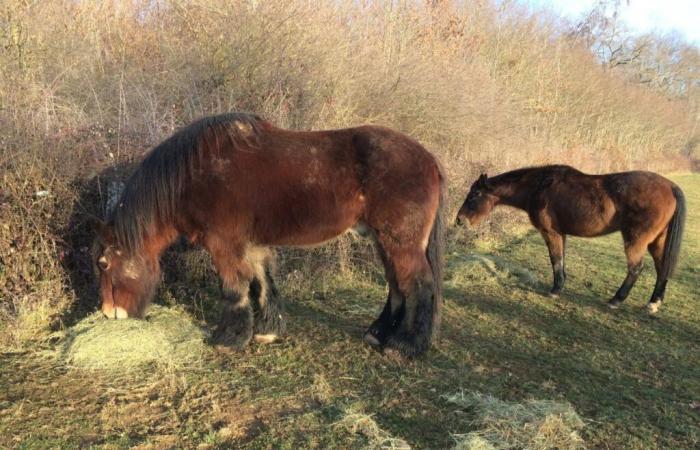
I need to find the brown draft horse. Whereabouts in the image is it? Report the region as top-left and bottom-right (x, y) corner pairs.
(93, 113), (445, 357)
(456, 165), (685, 313)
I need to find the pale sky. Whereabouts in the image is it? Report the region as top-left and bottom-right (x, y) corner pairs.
(526, 0), (700, 45)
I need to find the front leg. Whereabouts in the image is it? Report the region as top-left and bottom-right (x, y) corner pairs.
(207, 240), (255, 350)
(364, 287), (403, 348)
(250, 267), (287, 343)
(213, 285), (254, 349)
(607, 237), (646, 309)
(540, 229), (566, 297)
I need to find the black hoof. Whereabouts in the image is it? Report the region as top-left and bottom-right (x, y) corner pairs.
(212, 325), (253, 350)
(607, 298), (623, 309)
(212, 306), (254, 350)
(383, 332), (428, 359)
(254, 311), (287, 337)
(363, 331), (382, 348)
(364, 321), (392, 346)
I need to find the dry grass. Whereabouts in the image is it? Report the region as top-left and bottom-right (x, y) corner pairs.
(59, 305), (210, 371)
(446, 391), (585, 450)
(333, 404), (412, 450)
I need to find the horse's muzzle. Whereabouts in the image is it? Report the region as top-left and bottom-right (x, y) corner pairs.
(102, 304), (129, 319)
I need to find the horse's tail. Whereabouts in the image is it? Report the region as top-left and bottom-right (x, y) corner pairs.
(426, 165), (446, 341)
(660, 185), (686, 281)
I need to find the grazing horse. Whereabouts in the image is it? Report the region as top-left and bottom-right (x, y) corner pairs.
(456, 165), (685, 313)
(93, 113), (445, 357)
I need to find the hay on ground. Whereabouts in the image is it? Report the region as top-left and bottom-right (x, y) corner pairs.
(333, 404), (412, 450)
(446, 391), (585, 450)
(451, 253), (538, 288)
(61, 305), (210, 371)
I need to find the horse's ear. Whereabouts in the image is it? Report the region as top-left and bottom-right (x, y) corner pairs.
(478, 173), (488, 188)
(95, 219), (107, 235)
(95, 219), (115, 241)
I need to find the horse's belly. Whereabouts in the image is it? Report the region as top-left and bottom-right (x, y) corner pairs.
(263, 219), (360, 247)
(557, 201), (618, 237)
(250, 192), (365, 247)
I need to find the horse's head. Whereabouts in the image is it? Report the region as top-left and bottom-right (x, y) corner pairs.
(93, 222), (159, 319)
(456, 173), (497, 226)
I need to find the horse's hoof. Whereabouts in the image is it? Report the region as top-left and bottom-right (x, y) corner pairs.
(607, 299), (622, 309)
(647, 302), (661, 315)
(383, 333), (427, 360)
(212, 327), (253, 350)
(363, 331), (382, 348)
(254, 333), (279, 344)
(548, 291), (560, 298)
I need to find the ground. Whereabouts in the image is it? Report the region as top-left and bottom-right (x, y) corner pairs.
(1, 175), (698, 449)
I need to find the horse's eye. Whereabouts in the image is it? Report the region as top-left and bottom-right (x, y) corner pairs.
(98, 255), (109, 271)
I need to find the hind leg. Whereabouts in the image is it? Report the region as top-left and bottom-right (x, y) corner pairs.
(379, 242), (436, 358)
(250, 254), (286, 343)
(647, 231), (668, 314)
(364, 244), (404, 348)
(608, 235), (647, 309)
(242, 247), (285, 343)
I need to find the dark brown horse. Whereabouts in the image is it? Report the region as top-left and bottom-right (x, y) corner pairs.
(93, 113), (445, 357)
(456, 165), (685, 313)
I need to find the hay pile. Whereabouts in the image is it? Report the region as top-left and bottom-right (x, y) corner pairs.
(446, 391), (585, 450)
(333, 405), (412, 450)
(61, 305), (211, 371)
(450, 253), (538, 288)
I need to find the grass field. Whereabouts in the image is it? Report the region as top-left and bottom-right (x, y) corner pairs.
(1, 174), (698, 450)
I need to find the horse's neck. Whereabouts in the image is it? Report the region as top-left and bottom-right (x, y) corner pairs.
(141, 224), (179, 262)
(492, 174), (535, 210)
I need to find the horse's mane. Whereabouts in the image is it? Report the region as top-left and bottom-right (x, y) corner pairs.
(110, 112), (262, 253)
(491, 164), (580, 184)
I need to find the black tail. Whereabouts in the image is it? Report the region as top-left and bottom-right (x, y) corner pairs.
(426, 170), (446, 341)
(661, 186), (686, 281)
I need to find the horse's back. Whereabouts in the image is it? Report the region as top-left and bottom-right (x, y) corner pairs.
(536, 168), (618, 236)
(182, 120), (441, 247)
(601, 171), (678, 230)
(602, 171), (676, 204)
(541, 168), (677, 237)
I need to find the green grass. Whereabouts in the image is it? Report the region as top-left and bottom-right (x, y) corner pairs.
(1, 174), (698, 449)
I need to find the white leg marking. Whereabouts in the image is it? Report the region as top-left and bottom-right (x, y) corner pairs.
(254, 334), (278, 344)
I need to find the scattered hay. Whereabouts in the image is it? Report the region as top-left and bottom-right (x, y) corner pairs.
(451, 253), (538, 288)
(454, 435), (496, 450)
(311, 373), (334, 405)
(334, 405), (411, 450)
(60, 305), (211, 371)
(446, 391), (585, 450)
